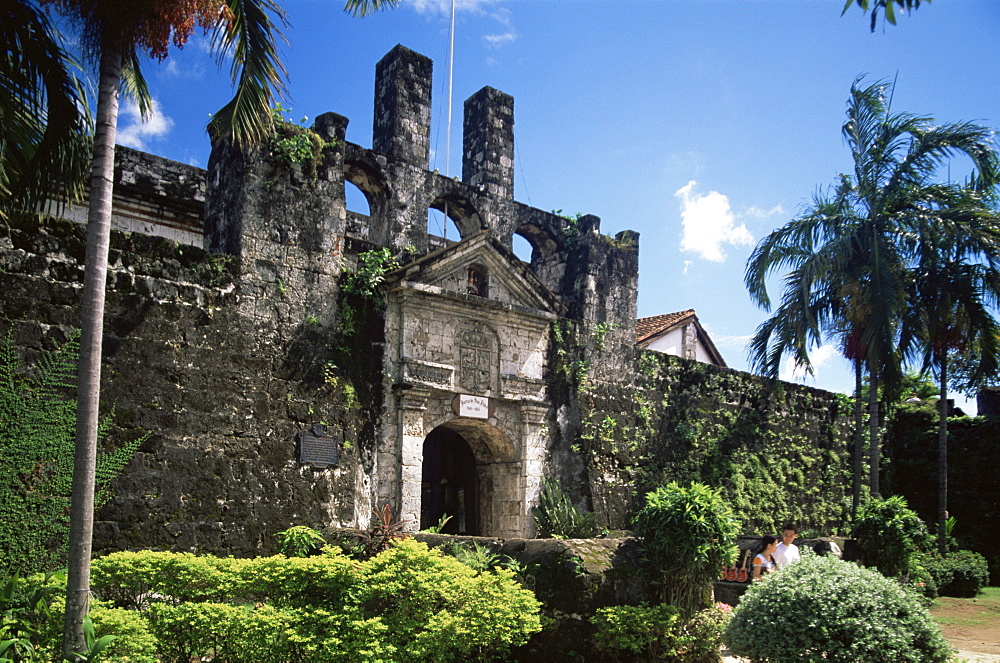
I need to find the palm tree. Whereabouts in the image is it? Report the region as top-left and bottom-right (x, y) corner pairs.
(899, 189), (1000, 553)
(27, 1), (398, 657)
(0, 1), (91, 219)
(746, 76), (999, 504)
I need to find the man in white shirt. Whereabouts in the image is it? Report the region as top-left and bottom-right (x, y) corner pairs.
(775, 524), (800, 568)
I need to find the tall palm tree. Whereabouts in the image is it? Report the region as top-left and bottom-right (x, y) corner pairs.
(899, 189), (1000, 553)
(28, 1), (398, 657)
(746, 76), (999, 504)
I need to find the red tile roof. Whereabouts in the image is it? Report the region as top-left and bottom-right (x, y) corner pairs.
(636, 309), (696, 343)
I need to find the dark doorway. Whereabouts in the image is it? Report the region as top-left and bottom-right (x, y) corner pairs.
(421, 426), (479, 535)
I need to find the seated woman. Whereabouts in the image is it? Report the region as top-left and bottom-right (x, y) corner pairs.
(753, 535), (779, 580)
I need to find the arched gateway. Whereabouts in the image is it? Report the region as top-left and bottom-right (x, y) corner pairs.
(379, 231), (562, 538)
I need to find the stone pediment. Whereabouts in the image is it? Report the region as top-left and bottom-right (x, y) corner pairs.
(390, 230), (565, 317)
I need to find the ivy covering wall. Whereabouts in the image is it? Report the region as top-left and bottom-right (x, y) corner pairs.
(884, 402), (1000, 581)
(561, 345), (853, 537)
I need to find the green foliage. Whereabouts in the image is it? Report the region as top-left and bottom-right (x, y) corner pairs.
(0, 570), (65, 662)
(842, 0), (927, 31)
(421, 513), (452, 534)
(851, 495), (930, 578)
(632, 482), (740, 617)
(532, 479), (599, 539)
(146, 602), (292, 663)
(591, 602), (732, 663)
(591, 603), (682, 661)
(357, 539), (541, 661)
(275, 525), (326, 558)
(46, 543), (540, 662)
(0, 329), (145, 577)
(341, 248), (400, 305)
(916, 550), (989, 598)
(723, 554), (952, 663)
(267, 105), (330, 186)
(88, 605), (158, 663)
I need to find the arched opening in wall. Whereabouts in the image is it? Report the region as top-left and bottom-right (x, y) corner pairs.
(515, 223), (562, 291)
(427, 196), (483, 246)
(419, 418), (518, 537)
(344, 158), (388, 243)
(512, 233), (533, 263)
(427, 208), (461, 244)
(345, 180), (370, 216)
(421, 427), (479, 535)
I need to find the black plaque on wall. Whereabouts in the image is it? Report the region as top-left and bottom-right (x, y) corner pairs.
(298, 424), (340, 467)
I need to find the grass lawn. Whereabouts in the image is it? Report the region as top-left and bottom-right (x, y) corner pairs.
(930, 586), (1000, 657)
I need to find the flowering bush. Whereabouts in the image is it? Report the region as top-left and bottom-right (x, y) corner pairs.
(723, 554), (951, 663)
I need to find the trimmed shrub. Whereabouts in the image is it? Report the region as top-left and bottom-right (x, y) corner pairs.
(146, 601), (293, 663)
(90, 605), (159, 663)
(851, 495), (929, 577)
(723, 554), (952, 663)
(632, 482), (739, 616)
(91, 550), (234, 608)
(356, 538), (542, 661)
(86, 542), (540, 662)
(592, 603), (683, 661)
(591, 601), (732, 663)
(918, 549), (990, 598)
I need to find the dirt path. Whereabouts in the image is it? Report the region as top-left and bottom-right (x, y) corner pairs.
(931, 590), (1000, 657)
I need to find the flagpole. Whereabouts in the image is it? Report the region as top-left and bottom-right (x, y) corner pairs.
(444, 0), (455, 240)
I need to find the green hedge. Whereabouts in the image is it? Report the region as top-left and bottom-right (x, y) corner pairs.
(8, 539), (541, 662)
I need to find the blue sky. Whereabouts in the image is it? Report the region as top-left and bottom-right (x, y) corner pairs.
(112, 0), (1000, 410)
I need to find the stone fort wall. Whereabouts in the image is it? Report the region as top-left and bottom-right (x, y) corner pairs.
(0, 45), (853, 556)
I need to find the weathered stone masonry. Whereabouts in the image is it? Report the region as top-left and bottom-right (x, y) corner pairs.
(0, 45), (852, 556)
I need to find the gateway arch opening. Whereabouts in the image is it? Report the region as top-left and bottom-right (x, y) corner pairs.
(420, 426), (479, 535)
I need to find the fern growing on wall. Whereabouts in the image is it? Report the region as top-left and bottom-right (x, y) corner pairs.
(0, 328), (145, 576)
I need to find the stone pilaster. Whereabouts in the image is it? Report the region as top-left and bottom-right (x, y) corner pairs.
(463, 87), (514, 199)
(373, 45), (432, 167)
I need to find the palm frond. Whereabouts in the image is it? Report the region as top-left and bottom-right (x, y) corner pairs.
(0, 0), (92, 218)
(207, 0), (289, 147)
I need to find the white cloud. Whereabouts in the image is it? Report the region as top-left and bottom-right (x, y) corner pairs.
(779, 344), (839, 383)
(675, 180), (755, 262)
(408, 0), (495, 15)
(116, 98), (174, 150)
(744, 203), (785, 218)
(483, 31), (516, 46)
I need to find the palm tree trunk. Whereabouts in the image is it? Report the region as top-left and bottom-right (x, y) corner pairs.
(852, 359), (864, 519)
(868, 369), (880, 499)
(62, 43), (122, 661)
(938, 354), (949, 555)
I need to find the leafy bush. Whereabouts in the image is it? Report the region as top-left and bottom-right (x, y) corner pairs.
(90, 605), (159, 663)
(917, 549), (990, 598)
(591, 601), (731, 663)
(87, 542), (540, 662)
(851, 495), (930, 577)
(357, 538), (541, 661)
(532, 478), (600, 539)
(632, 482), (739, 616)
(274, 525), (326, 557)
(723, 554), (952, 662)
(678, 603), (732, 663)
(91, 550), (233, 609)
(146, 601), (294, 663)
(592, 603), (682, 661)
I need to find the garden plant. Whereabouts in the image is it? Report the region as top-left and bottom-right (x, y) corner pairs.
(723, 553), (952, 662)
